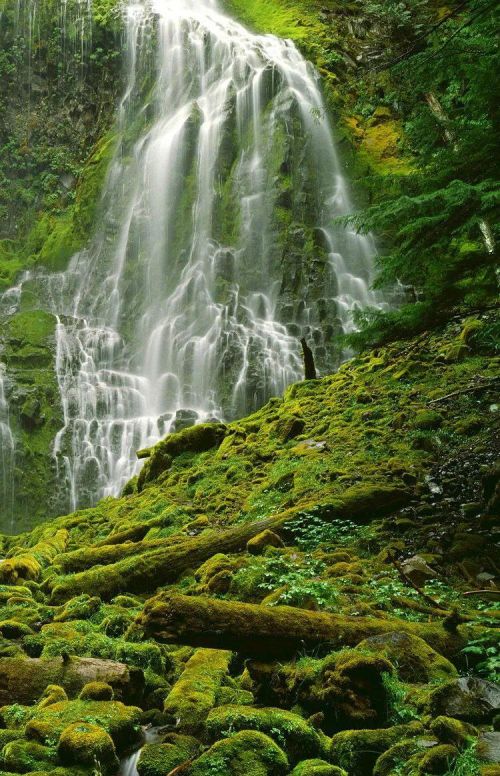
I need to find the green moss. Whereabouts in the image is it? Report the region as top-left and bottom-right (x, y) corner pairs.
(137, 423), (227, 490)
(0, 739), (57, 772)
(163, 649), (231, 734)
(38, 686), (68, 709)
(25, 700), (142, 753)
(430, 717), (478, 749)
(412, 411), (443, 431)
(206, 705), (327, 764)
(137, 735), (200, 776)
(78, 682), (114, 701)
(417, 743), (459, 774)
(291, 762), (347, 776)
(189, 730), (289, 776)
(58, 721), (119, 773)
(356, 632), (458, 683)
(330, 723), (424, 774)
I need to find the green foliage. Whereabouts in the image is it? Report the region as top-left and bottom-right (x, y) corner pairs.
(288, 511), (372, 550)
(462, 633), (500, 683)
(344, 1), (499, 345)
(381, 672), (419, 724)
(258, 554), (339, 609)
(442, 742), (481, 776)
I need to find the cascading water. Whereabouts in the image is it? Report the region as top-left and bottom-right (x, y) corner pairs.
(0, 364), (15, 524)
(0, 0), (386, 516)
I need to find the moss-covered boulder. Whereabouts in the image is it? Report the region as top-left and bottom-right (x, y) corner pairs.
(58, 721), (119, 773)
(429, 716), (478, 748)
(79, 682), (114, 701)
(0, 656), (144, 706)
(137, 423), (227, 490)
(25, 699), (142, 753)
(356, 632), (457, 683)
(247, 530), (285, 555)
(206, 705), (326, 763)
(428, 678), (500, 722)
(38, 685), (68, 708)
(137, 734), (200, 776)
(189, 730), (289, 776)
(290, 761), (347, 776)
(330, 722), (424, 774)
(320, 651), (395, 726)
(415, 743), (458, 774)
(0, 738), (58, 772)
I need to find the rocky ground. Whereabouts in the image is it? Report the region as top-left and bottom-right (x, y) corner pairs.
(0, 310), (498, 776)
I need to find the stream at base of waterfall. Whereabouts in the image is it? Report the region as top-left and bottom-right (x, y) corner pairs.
(0, 0), (386, 517)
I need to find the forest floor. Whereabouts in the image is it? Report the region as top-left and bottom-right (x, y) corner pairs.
(0, 308), (498, 776)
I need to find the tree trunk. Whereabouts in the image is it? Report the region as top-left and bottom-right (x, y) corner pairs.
(139, 592), (471, 659)
(301, 337), (317, 380)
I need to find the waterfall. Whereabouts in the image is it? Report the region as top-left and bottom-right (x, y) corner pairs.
(0, 364), (15, 525)
(0, 0), (385, 515)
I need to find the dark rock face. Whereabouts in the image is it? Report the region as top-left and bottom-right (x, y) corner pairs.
(429, 678), (500, 722)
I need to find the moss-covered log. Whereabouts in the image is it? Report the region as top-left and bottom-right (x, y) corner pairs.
(139, 593), (473, 659)
(49, 515), (288, 602)
(49, 483), (410, 602)
(0, 656), (144, 706)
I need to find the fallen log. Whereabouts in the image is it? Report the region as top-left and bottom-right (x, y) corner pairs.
(0, 656), (144, 705)
(50, 515), (286, 603)
(139, 592), (474, 659)
(50, 484), (410, 603)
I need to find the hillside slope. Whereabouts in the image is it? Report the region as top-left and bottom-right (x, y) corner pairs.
(0, 311), (498, 776)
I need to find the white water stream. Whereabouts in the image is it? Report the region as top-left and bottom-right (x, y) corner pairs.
(0, 0), (385, 515)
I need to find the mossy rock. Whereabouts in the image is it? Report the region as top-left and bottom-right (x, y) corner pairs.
(206, 704), (326, 763)
(54, 595), (101, 623)
(137, 423), (227, 490)
(0, 620), (34, 639)
(247, 530), (284, 555)
(320, 651), (395, 726)
(411, 411), (443, 431)
(373, 738), (437, 776)
(58, 721), (119, 773)
(0, 739), (57, 772)
(330, 722), (424, 775)
(356, 632), (457, 683)
(79, 682), (114, 701)
(291, 761), (347, 776)
(216, 686), (254, 706)
(189, 730), (289, 776)
(415, 743), (458, 774)
(429, 716), (477, 748)
(137, 734), (200, 776)
(38, 685), (68, 708)
(25, 700), (142, 753)
(428, 678), (500, 722)
(0, 557), (42, 585)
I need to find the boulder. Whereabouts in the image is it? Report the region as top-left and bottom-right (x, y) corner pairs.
(0, 656), (144, 705)
(429, 678), (500, 722)
(58, 721), (119, 773)
(247, 529), (285, 555)
(400, 555), (435, 586)
(356, 632), (457, 683)
(189, 730), (289, 776)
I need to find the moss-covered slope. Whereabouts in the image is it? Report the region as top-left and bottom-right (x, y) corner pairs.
(0, 312), (497, 775)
